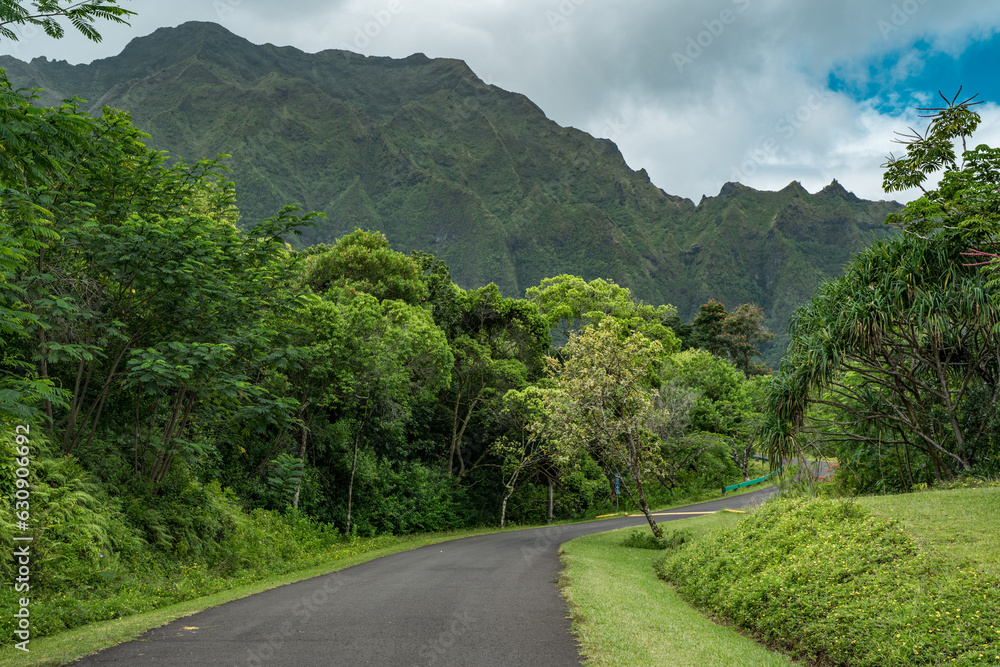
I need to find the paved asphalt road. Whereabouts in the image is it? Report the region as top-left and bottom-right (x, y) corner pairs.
(73, 486), (777, 667)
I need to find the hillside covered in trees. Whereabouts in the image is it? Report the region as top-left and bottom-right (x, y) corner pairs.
(0, 53), (782, 639)
(0, 21), (902, 367)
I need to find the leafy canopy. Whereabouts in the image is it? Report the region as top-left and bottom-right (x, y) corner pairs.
(304, 229), (428, 305)
(0, 0), (134, 43)
(526, 274), (679, 353)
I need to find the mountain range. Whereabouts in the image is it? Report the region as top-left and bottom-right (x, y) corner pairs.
(0, 21), (902, 365)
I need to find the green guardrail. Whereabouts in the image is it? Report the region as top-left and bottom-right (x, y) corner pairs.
(722, 466), (782, 495)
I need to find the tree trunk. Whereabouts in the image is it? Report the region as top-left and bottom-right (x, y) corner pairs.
(500, 488), (511, 528)
(448, 392), (480, 478)
(345, 426), (362, 535)
(547, 479), (554, 523)
(633, 474), (662, 539)
(448, 391), (461, 476)
(620, 464), (661, 539)
(292, 408), (309, 509)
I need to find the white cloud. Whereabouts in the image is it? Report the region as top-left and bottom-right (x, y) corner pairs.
(2, 0), (999, 204)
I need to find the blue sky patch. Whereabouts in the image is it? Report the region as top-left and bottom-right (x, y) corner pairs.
(828, 33), (1000, 114)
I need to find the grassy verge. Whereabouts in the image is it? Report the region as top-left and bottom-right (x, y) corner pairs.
(559, 516), (797, 666)
(657, 487), (1000, 666)
(861, 484), (1000, 580)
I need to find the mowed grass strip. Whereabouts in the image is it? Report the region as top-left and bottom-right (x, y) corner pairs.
(860, 484), (1000, 579)
(559, 516), (797, 667)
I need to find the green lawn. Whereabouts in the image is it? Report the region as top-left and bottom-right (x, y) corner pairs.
(860, 484), (1000, 580)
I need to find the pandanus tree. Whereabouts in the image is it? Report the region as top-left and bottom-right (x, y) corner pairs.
(764, 234), (1000, 489)
(764, 90), (1000, 491)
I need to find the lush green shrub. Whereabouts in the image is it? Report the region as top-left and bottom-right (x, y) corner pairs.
(620, 527), (691, 550)
(335, 452), (472, 536)
(656, 497), (1000, 666)
(0, 446), (346, 644)
(555, 455), (611, 517)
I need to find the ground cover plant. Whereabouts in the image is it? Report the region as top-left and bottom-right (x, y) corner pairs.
(655, 490), (1000, 666)
(561, 518), (795, 667)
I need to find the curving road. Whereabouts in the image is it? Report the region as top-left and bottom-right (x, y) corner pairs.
(72, 486), (776, 666)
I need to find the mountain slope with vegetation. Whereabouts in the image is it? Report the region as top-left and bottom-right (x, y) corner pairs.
(0, 21), (900, 363)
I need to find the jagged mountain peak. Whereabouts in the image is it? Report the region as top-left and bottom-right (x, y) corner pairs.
(0, 22), (903, 368)
(779, 180), (809, 196)
(819, 178), (862, 202)
(718, 181), (751, 197)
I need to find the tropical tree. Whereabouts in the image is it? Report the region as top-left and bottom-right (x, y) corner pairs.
(297, 290), (453, 533)
(0, 78), (320, 492)
(882, 89), (1000, 274)
(720, 303), (774, 376)
(0, 73), (99, 422)
(525, 274), (679, 353)
(689, 299), (728, 357)
(538, 319), (665, 538)
(0, 0), (133, 43)
(494, 386), (551, 527)
(690, 299), (773, 375)
(764, 233), (1000, 489)
(0, 218), (64, 422)
(647, 379), (713, 495)
(657, 349), (754, 488)
(303, 229), (428, 305)
(443, 284), (549, 478)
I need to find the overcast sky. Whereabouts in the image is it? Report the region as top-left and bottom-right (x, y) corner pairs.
(3, 0), (1000, 204)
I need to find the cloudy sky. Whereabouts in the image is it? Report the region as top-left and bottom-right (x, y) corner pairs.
(3, 0), (1000, 204)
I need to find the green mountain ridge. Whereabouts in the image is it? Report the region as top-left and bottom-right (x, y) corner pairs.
(0, 21), (901, 365)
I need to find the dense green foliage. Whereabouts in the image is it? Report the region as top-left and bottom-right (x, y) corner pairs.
(0, 21), (901, 368)
(656, 495), (1000, 666)
(764, 94), (1000, 492)
(0, 52), (777, 640)
(0, 0), (133, 44)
